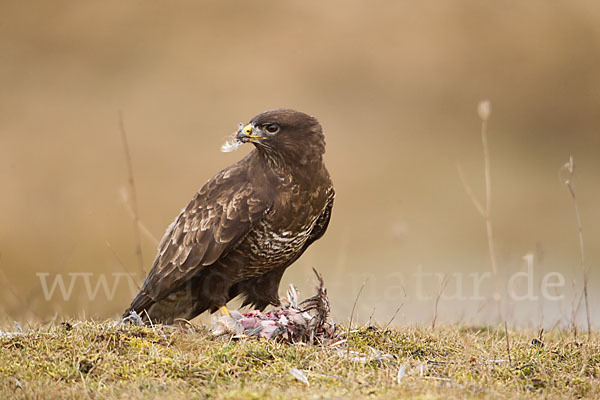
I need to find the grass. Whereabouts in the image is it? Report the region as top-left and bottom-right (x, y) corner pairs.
(1, 321), (598, 399)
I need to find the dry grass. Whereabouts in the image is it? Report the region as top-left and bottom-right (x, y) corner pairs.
(1, 321), (598, 399)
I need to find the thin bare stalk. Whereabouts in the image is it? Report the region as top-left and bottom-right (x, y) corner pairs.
(383, 303), (405, 330)
(105, 241), (141, 291)
(457, 100), (501, 319)
(432, 274), (449, 331)
(570, 282), (585, 337)
(367, 307), (376, 326)
(118, 112), (145, 276)
(120, 188), (159, 246)
(347, 279), (367, 333)
(561, 156), (591, 339)
(457, 165), (485, 217)
(383, 282), (406, 330)
(346, 279), (367, 357)
(504, 321), (512, 364)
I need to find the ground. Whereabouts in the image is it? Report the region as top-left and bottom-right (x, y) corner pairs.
(0, 321), (598, 399)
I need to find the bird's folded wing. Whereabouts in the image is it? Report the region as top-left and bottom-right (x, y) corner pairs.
(305, 185), (335, 247)
(139, 164), (271, 303)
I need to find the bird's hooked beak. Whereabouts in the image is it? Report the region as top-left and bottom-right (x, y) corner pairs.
(236, 123), (267, 143)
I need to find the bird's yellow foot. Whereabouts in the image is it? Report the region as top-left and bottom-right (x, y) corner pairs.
(219, 305), (230, 317)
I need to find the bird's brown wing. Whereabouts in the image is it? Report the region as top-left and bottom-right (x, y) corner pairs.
(305, 185), (335, 247)
(133, 162), (272, 309)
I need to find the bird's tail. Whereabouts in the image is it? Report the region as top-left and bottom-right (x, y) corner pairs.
(122, 289), (156, 322)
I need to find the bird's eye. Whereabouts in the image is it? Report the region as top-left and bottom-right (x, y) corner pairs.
(265, 124), (280, 134)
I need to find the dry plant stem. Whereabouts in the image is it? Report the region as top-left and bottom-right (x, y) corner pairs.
(480, 119), (501, 317)
(457, 165), (485, 216)
(457, 107), (501, 320)
(431, 275), (448, 331)
(347, 279), (367, 358)
(563, 157), (591, 340)
(348, 280), (367, 332)
(120, 191), (159, 246)
(105, 241), (141, 291)
(571, 288), (585, 338)
(504, 321), (512, 365)
(367, 307), (376, 326)
(119, 112), (145, 276)
(569, 188), (591, 339)
(383, 303), (404, 330)
(481, 119), (497, 272)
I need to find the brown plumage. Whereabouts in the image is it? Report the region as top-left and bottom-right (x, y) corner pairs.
(124, 109), (334, 324)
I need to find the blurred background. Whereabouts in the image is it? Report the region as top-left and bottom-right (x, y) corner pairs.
(1, 0), (599, 328)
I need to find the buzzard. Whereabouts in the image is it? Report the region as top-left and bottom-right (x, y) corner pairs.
(124, 109), (334, 324)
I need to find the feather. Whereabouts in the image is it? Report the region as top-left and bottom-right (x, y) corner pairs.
(220, 137), (242, 153)
(289, 368), (310, 386)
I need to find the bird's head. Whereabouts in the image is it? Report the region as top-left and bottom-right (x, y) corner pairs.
(231, 109), (326, 165)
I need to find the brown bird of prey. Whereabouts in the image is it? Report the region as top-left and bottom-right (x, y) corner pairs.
(124, 109), (334, 324)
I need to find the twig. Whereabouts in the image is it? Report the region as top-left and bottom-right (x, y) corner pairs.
(570, 283), (585, 338)
(367, 307), (376, 326)
(120, 188), (159, 246)
(383, 303), (404, 330)
(118, 112), (145, 276)
(348, 280), (367, 332)
(549, 318), (562, 333)
(504, 321), (512, 365)
(431, 275), (449, 330)
(457, 100), (501, 320)
(560, 156), (591, 340)
(105, 241), (141, 290)
(419, 376), (452, 381)
(346, 279), (367, 357)
(457, 165), (485, 217)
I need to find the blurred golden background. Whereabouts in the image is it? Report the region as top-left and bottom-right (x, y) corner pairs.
(1, 0), (599, 328)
